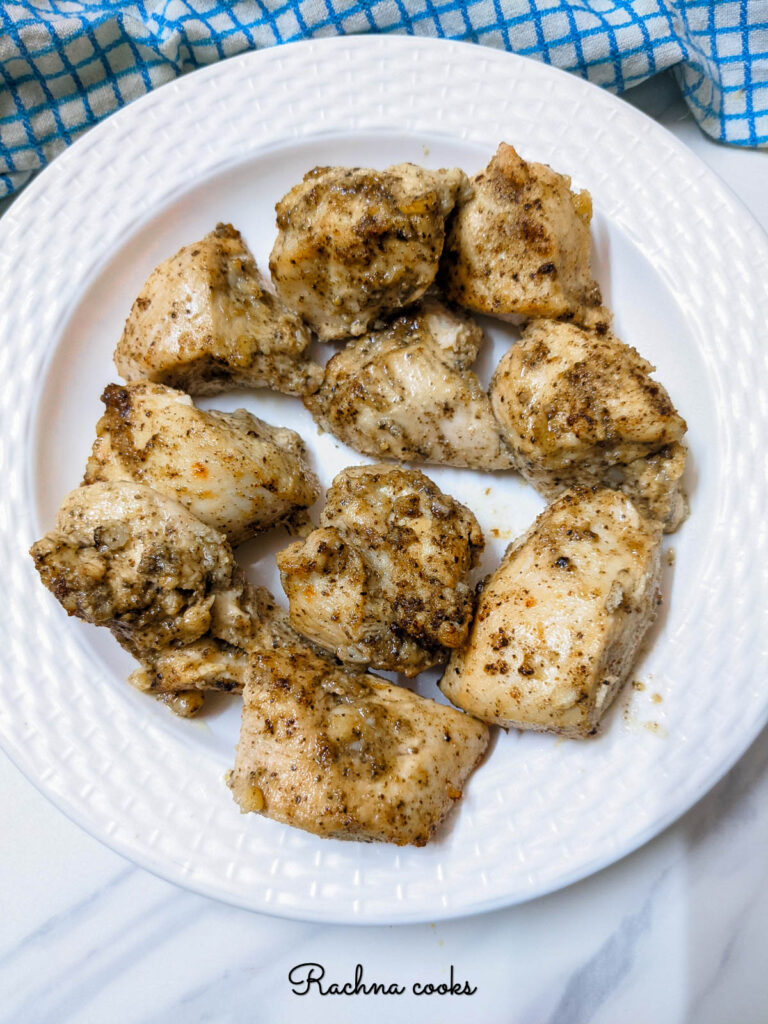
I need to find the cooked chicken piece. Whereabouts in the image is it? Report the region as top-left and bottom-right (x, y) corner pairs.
(83, 381), (319, 545)
(441, 143), (604, 326)
(156, 690), (207, 718)
(490, 319), (688, 531)
(604, 443), (687, 534)
(114, 223), (322, 396)
(227, 645), (489, 845)
(29, 481), (290, 714)
(440, 487), (662, 737)
(269, 163), (467, 341)
(30, 481), (243, 657)
(305, 297), (513, 470)
(277, 464), (484, 675)
(127, 582), (300, 705)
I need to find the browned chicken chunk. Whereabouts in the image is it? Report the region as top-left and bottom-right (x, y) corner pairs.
(29, 481), (293, 715)
(114, 223), (321, 396)
(269, 163), (467, 341)
(83, 381), (319, 545)
(305, 296), (513, 470)
(127, 582), (300, 712)
(440, 487), (663, 738)
(490, 319), (688, 531)
(441, 143), (603, 326)
(277, 464), (484, 676)
(227, 645), (489, 845)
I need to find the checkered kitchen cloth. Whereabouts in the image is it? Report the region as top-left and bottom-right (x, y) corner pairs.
(2, 1), (767, 198)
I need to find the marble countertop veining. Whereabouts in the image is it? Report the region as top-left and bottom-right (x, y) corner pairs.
(2, 68), (768, 1024)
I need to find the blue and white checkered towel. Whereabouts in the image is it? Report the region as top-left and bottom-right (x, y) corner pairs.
(2, 1), (767, 198)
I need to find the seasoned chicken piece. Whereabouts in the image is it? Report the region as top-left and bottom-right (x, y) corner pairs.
(604, 443), (687, 534)
(269, 163), (467, 341)
(441, 143), (603, 326)
(30, 481), (244, 657)
(83, 382), (319, 545)
(440, 487), (662, 737)
(114, 223), (321, 396)
(277, 464), (484, 675)
(227, 646), (489, 845)
(29, 481), (289, 714)
(490, 319), (688, 531)
(127, 582), (301, 709)
(305, 297), (513, 470)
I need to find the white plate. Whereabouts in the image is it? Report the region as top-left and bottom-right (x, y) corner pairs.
(2, 37), (767, 925)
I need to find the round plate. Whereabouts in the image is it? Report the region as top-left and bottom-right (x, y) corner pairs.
(2, 37), (767, 924)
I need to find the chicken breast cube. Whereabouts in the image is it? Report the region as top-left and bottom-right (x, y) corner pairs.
(277, 464), (484, 676)
(83, 381), (319, 545)
(114, 223), (321, 396)
(441, 143), (603, 326)
(30, 482), (281, 713)
(440, 487), (662, 738)
(269, 163), (467, 341)
(490, 319), (688, 531)
(227, 646), (489, 845)
(305, 297), (513, 470)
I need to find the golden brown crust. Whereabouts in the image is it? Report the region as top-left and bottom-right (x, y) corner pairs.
(277, 464), (484, 675)
(115, 223), (321, 396)
(269, 164), (466, 340)
(83, 381), (319, 545)
(490, 319), (688, 531)
(228, 646), (489, 845)
(29, 482), (301, 715)
(305, 297), (514, 470)
(441, 143), (602, 326)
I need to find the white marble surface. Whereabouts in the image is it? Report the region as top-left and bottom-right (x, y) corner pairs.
(2, 68), (768, 1024)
